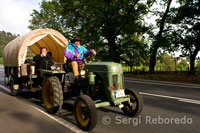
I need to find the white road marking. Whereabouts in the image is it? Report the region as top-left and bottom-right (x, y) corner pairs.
(32, 106), (85, 133)
(178, 99), (200, 105)
(125, 79), (200, 89)
(0, 84), (10, 93)
(0, 85), (85, 133)
(140, 92), (182, 100)
(140, 92), (200, 105)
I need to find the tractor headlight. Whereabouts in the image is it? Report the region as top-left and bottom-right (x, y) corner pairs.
(80, 70), (86, 75)
(56, 67), (61, 71)
(51, 65), (56, 71)
(51, 66), (61, 71)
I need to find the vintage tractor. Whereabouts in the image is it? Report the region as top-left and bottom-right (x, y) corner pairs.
(3, 29), (143, 132)
(64, 61), (143, 131)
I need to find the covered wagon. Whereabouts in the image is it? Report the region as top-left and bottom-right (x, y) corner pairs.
(3, 28), (68, 75)
(3, 28), (68, 113)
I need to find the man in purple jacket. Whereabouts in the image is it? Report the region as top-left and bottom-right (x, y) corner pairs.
(64, 37), (96, 78)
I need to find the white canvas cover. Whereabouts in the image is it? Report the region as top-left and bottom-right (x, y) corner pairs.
(3, 28), (68, 67)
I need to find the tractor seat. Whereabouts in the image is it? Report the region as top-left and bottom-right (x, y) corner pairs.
(25, 59), (34, 63)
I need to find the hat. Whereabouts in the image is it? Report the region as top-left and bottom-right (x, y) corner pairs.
(71, 36), (83, 42)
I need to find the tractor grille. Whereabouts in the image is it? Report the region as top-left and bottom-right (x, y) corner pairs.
(112, 74), (118, 89)
(112, 74), (124, 89)
(112, 75), (118, 84)
(120, 74), (124, 89)
(112, 74), (120, 89)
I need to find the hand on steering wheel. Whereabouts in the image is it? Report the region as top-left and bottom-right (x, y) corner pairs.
(90, 49), (96, 55)
(76, 54), (81, 58)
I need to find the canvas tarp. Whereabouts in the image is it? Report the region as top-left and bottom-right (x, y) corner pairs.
(3, 28), (68, 67)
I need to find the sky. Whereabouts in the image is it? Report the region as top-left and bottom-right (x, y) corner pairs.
(0, 0), (198, 58)
(0, 0), (41, 35)
(0, 0), (179, 35)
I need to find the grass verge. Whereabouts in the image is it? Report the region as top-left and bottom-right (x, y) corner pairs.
(0, 57), (3, 64)
(124, 73), (200, 85)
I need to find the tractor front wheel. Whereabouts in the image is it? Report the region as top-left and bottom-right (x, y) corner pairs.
(42, 76), (63, 114)
(74, 95), (97, 131)
(122, 88), (143, 117)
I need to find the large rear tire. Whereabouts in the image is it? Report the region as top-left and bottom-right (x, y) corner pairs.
(42, 76), (63, 114)
(122, 88), (143, 117)
(74, 95), (97, 131)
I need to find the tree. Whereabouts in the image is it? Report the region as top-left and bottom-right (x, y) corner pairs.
(160, 54), (174, 71)
(0, 30), (18, 57)
(29, 0), (153, 63)
(28, 0), (67, 36)
(60, 0), (153, 63)
(167, 0), (200, 74)
(155, 54), (175, 71)
(120, 34), (148, 72)
(148, 0), (173, 73)
(0, 30), (18, 45)
(196, 59), (200, 71)
(177, 58), (189, 71)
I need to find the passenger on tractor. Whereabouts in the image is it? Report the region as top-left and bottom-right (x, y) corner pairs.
(33, 47), (53, 71)
(64, 36), (96, 80)
(47, 51), (56, 62)
(33, 47), (54, 87)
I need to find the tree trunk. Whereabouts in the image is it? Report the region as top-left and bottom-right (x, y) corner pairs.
(189, 44), (200, 74)
(148, 0), (172, 73)
(190, 55), (195, 74)
(130, 65), (133, 73)
(149, 54), (156, 73)
(106, 26), (120, 62)
(107, 38), (120, 63)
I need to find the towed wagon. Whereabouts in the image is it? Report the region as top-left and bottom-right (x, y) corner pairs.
(3, 28), (67, 112)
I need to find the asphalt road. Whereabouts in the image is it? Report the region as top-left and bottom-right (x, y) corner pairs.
(0, 66), (199, 133)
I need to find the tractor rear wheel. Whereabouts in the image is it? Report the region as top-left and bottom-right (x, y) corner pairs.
(74, 95), (97, 131)
(42, 76), (63, 114)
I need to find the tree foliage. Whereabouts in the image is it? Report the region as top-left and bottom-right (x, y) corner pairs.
(28, 0), (200, 74)
(166, 0), (200, 74)
(29, 0), (152, 69)
(0, 30), (18, 45)
(0, 30), (18, 57)
(155, 54), (174, 71)
(28, 0), (66, 36)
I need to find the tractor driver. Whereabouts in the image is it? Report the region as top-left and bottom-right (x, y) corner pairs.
(64, 36), (96, 79)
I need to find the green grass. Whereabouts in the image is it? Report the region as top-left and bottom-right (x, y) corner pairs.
(122, 65), (149, 72)
(0, 57), (3, 64)
(124, 73), (200, 84)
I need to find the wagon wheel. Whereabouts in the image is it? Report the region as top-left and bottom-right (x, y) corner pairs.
(10, 77), (22, 96)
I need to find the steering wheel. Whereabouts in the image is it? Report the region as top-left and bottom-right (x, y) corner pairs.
(45, 60), (55, 70)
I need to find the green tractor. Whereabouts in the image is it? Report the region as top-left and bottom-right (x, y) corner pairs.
(64, 61), (143, 131)
(3, 29), (143, 132)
